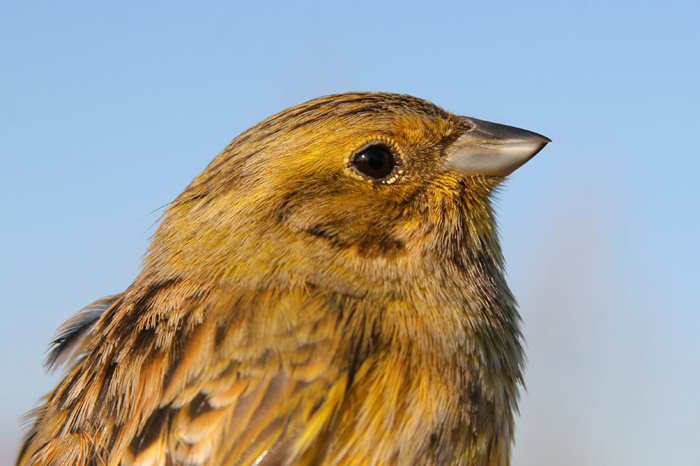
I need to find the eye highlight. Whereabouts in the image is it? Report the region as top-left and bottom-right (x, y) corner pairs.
(349, 142), (398, 181)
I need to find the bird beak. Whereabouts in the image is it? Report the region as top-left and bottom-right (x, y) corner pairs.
(445, 116), (551, 176)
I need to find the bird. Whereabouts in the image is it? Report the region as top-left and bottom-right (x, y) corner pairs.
(17, 92), (549, 466)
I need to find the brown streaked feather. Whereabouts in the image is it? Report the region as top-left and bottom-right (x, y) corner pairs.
(44, 295), (123, 372)
(18, 283), (348, 466)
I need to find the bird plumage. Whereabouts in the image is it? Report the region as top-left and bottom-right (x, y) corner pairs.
(17, 92), (548, 466)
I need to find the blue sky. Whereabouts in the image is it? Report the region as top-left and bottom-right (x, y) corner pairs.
(2, 1), (699, 464)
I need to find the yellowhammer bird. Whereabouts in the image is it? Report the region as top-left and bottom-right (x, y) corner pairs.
(17, 92), (549, 466)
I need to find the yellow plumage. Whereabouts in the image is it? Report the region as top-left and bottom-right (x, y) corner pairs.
(17, 93), (549, 466)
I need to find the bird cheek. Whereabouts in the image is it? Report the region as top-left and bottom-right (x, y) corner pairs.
(283, 204), (347, 247)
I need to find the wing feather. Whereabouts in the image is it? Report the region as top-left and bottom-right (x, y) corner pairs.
(18, 281), (347, 466)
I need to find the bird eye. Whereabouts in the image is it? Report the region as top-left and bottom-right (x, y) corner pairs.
(350, 143), (397, 180)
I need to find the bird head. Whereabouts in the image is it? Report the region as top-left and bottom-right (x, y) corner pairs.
(142, 93), (549, 302)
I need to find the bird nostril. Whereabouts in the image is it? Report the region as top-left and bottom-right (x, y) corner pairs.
(458, 117), (476, 132)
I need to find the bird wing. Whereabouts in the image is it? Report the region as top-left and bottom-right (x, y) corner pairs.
(124, 353), (348, 466)
(19, 283), (348, 466)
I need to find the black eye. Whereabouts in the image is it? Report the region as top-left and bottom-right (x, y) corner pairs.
(350, 143), (396, 180)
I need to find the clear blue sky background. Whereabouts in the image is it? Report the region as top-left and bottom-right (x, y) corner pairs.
(2, 1), (698, 464)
